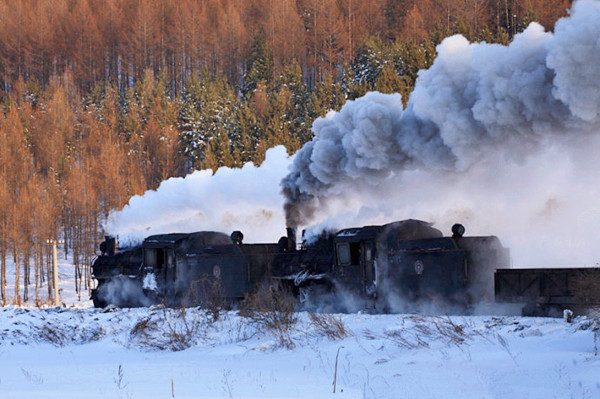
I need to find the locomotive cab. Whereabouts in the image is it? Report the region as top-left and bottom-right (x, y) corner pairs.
(332, 219), (510, 310)
(333, 219), (447, 300)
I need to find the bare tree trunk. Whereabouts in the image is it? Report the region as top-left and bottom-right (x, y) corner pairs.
(1, 244), (6, 306)
(34, 244), (39, 306)
(314, 3), (318, 82)
(39, 249), (44, 284)
(348, 0), (352, 60)
(23, 248), (29, 303)
(14, 250), (21, 306)
(74, 219), (80, 297)
(64, 224), (69, 260)
(46, 249), (53, 299)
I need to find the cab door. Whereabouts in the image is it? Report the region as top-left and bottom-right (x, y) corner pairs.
(335, 241), (362, 292)
(164, 249), (176, 296)
(362, 241), (376, 296)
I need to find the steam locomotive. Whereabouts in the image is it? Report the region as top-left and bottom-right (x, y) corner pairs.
(91, 219), (600, 315)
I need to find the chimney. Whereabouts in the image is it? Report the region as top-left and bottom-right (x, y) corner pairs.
(286, 227), (297, 252)
(105, 236), (117, 256)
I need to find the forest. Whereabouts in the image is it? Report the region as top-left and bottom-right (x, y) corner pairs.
(0, 0), (572, 305)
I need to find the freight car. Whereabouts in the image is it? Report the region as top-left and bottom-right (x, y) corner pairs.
(91, 219), (511, 310)
(494, 267), (600, 316)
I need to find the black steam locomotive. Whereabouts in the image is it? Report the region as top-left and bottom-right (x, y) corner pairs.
(91, 219), (600, 315)
(92, 219), (509, 310)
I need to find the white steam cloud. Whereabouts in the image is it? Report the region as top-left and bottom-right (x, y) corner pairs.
(282, 0), (600, 267)
(105, 146), (290, 246)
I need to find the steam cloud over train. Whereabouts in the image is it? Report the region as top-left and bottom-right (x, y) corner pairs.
(91, 220), (600, 316)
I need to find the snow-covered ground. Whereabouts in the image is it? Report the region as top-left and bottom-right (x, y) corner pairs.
(0, 304), (599, 399)
(0, 254), (599, 398)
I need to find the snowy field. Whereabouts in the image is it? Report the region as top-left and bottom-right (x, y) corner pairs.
(1, 303), (599, 398)
(0, 250), (598, 399)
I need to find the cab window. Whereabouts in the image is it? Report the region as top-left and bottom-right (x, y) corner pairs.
(144, 249), (156, 267)
(337, 243), (351, 265)
(144, 248), (166, 268)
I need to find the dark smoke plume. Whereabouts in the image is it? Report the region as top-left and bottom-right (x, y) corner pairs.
(282, 0), (600, 228)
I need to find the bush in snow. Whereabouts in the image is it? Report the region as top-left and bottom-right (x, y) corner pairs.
(129, 307), (213, 351)
(240, 281), (297, 349)
(308, 312), (349, 340)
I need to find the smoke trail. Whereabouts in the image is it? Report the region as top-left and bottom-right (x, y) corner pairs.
(282, 1), (600, 267)
(283, 0), (600, 227)
(105, 146), (291, 246)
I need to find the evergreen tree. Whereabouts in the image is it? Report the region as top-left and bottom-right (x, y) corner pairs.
(308, 72), (345, 122)
(393, 39), (436, 104)
(376, 62), (405, 95)
(350, 37), (386, 89)
(178, 71), (238, 171)
(276, 61), (312, 151)
(234, 102), (259, 166)
(242, 33), (274, 98)
(178, 75), (204, 172)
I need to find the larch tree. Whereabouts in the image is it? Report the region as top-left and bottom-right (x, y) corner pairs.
(3, 105), (30, 305)
(0, 111), (9, 305)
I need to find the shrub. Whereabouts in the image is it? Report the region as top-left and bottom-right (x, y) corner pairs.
(240, 281), (298, 348)
(186, 278), (224, 322)
(130, 307), (209, 351)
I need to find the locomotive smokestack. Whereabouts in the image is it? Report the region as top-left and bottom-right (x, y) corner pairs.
(100, 236), (117, 256)
(286, 227), (297, 251)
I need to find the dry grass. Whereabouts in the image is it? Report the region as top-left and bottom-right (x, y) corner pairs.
(129, 307), (210, 351)
(36, 324), (69, 346)
(308, 312), (349, 340)
(240, 281), (298, 348)
(186, 278), (224, 322)
(34, 323), (105, 346)
(365, 315), (469, 350)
